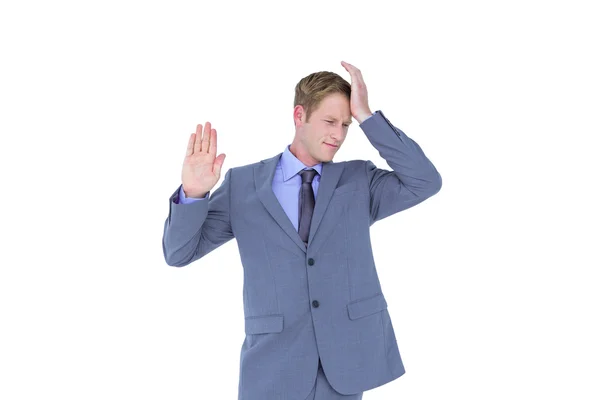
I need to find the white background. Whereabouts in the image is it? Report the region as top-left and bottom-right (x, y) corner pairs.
(1, 0), (599, 399)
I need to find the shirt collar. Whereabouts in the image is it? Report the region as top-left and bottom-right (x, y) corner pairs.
(280, 145), (322, 182)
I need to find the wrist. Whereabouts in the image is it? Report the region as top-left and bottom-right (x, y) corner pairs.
(182, 186), (207, 199)
(357, 111), (373, 124)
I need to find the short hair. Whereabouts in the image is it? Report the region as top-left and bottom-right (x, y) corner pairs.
(293, 71), (351, 124)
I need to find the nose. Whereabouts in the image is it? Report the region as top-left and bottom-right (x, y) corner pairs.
(329, 128), (345, 141)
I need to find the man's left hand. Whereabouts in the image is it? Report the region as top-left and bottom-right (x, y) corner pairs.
(341, 61), (373, 124)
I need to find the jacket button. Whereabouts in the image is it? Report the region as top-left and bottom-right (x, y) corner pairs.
(312, 300), (320, 308)
(308, 258), (315, 266)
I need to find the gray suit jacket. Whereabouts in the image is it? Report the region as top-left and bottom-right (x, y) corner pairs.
(162, 110), (442, 399)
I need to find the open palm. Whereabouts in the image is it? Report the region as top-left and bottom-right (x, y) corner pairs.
(181, 122), (226, 198)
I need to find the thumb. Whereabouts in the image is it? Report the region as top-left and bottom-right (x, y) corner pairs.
(213, 153), (226, 176)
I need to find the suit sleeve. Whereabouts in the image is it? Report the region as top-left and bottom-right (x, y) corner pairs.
(360, 110), (442, 225)
(162, 168), (235, 267)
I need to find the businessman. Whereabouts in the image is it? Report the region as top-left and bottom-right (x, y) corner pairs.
(162, 61), (442, 399)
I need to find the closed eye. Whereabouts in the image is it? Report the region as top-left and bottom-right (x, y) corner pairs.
(325, 120), (349, 127)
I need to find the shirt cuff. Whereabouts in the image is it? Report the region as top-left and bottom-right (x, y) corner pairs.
(179, 185), (209, 204)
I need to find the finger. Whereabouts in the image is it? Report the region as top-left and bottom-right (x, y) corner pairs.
(194, 124), (203, 153)
(343, 60), (358, 71)
(344, 67), (357, 85)
(347, 66), (365, 88)
(342, 61), (361, 80)
(202, 121), (211, 153)
(186, 133), (194, 157)
(214, 153), (225, 176)
(354, 68), (365, 84)
(341, 60), (355, 73)
(209, 128), (217, 157)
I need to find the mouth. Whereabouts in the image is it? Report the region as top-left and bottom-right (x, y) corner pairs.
(324, 143), (338, 148)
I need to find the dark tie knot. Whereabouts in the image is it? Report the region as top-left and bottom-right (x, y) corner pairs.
(300, 168), (318, 184)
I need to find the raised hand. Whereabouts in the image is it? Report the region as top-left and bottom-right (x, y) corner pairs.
(340, 61), (373, 123)
(181, 122), (226, 198)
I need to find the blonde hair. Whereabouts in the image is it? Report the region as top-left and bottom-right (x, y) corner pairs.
(294, 71), (351, 123)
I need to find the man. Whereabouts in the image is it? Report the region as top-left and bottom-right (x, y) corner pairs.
(162, 61), (442, 399)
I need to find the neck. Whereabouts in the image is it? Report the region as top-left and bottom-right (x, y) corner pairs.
(289, 142), (320, 167)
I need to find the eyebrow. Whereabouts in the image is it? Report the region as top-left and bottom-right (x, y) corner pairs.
(324, 115), (353, 125)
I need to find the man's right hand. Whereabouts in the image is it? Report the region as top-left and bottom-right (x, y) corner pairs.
(181, 121), (226, 198)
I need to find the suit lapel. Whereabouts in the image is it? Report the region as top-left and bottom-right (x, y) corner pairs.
(307, 161), (343, 248)
(254, 153), (345, 253)
(255, 154), (306, 252)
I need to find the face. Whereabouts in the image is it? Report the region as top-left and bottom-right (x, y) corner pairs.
(290, 92), (352, 166)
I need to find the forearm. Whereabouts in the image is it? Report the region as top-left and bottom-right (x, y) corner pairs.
(163, 170), (234, 266)
(360, 110), (442, 196)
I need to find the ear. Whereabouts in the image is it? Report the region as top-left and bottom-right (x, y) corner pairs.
(293, 105), (305, 125)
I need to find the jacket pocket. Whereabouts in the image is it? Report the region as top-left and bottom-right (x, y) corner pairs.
(347, 292), (388, 320)
(244, 314), (284, 334)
